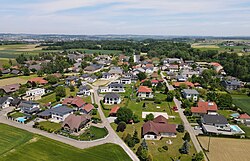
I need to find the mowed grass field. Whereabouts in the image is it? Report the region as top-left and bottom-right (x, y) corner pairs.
(198, 136), (250, 161)
(0, 58), (17, 67)
(232, 95), (250, 114)
(0, 75), (38, 86)
(0, 124), (131, 161)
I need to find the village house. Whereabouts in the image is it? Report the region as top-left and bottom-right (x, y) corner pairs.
(28, 77), (48, 85)
(210, 62), (223, 73)
(19, 101), (40, 114)
(103, 93), (121, 104)
(50, 105), (74, 122)
(167, 64), (179, 72)
(102, 72), (113, 79)
(172, 81), (194, 88)
(0, 96), (13, 109)
(109, 66), (123, 75)
(99, 83), (125, 93)
(62, 96), (86, 110)
(0, 83), (20, 94)
(142, 115), (177, 140)
(119, 77), (132, 84)
(163, 58), (181, 65)
(24, 88), (45, 100)
(109, 106), (120, 116)
(77, 85), (91, 96)
(137, 86), (154, 98)
(81, 103), (94, 114)
(191, 101), (218, 116)
(84, 64), (103, 73)
(62, 114), (91, 132)
(237, 113), (250, 125)
(182, 89), (199, 101)
(65, 76), (79, 86)
(221, 79), (241, 90)
(86, 75), (97, 83)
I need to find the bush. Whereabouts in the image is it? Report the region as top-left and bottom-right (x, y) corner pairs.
(183, 132), (191, 142)
(177, 124), (185, 133)
(92, 109), (97, 115)
(116, 121), (127, 132)
(132, 114), (140, 123)
(162, 145), (168, 151)
(93, 103), (98, 108)
(154, 98), (161, 104)
(144, 113), (154, 122)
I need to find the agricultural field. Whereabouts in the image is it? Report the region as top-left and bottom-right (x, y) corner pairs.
(198, 136), (250, 161)
(0, 123), (131, 161)
(0, 58), (17, 67)
(232, 94), (250, 114)
(0, 74), (37, 86)
(191, 43), (220, 49)
(68, 48), (122, 54)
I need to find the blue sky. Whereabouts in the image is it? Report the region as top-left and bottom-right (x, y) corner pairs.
(1, 0), (250, 36)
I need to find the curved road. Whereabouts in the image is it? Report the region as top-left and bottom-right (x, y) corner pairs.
(0, 80), (139, 161)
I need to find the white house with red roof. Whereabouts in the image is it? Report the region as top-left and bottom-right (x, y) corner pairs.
(237, 113), (250, 125)
(191, 101), (218, 116)
(137, 86), (154, 98)
(210, 62), (223, 73)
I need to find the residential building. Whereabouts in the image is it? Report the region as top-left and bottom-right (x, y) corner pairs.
(81, 104), (94, 114)
(62, 114), (91, 132)
(182, 89), (199, 101)
(0, 84), (20, 94)
(191, 101), (218, 116)
(65, 76), (79, 86)
(142, 115), (177, 140)
(0, 96), (13, 109)
(109, 106), (120, 116)
(28, 77), (48, 85)
(50, 105), (74, 122)
(109, 66), (123, 75)
(62, 96), (86, 110)
(77, 85), (91, 96)
(103, 93), (121, 104)
(19, 101), (40, 114)
(137, 86), (154, 98)
(221, 80), (241, 90)
(102, 72), (113, 79)
(173, 81), (194, 88)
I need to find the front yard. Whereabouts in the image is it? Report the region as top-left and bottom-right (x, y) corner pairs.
(35, 121), (61, 132)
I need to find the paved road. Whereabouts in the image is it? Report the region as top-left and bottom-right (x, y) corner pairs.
(89, 82), (139, 161)
(161, 71), (207, 160)
(0, 77), (139, 161)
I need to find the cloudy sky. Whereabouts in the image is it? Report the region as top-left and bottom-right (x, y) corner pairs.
(0, 0), (250, 36)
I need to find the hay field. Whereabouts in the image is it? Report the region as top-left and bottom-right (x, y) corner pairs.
(198, 136), (250, 161)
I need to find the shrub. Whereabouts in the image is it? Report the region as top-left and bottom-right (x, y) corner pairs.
(144, 113), (154, 122)
(162, 145), (168, 151)
(116, 121), (127, 132)
(92, 109), (97, 115)
(177, 124), (185, 133)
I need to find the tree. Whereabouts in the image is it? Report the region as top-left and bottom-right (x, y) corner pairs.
(23, 67), (30, 76)
(69, 85), (75, 92)
(216, 93), (232, 109)
(132, 114), (140, 123)
(144, 113), (154, 122)
(179, 140), (190, 154)
(132, 130), (140, 144)
(0, 70), (2, 77)
(116, 107), (133, 123)
(177, 124), (185, 133)
(141, 139), (148, 150)
(116, 121), (126, 132)
(166, 90), (175, 102)
(46, 75), (59, 84)
(37, 70), (44, 77)
(192, 151), (204, 161)
(183, 132), (191, 142)
(16, 54), (27, 64)
(55, 86), (66, 97)
(182, 99), (192, 109)
(8, 59), (13, 66)
(142, 80), (152, 87)
(124, 133), (135, 147)
(137, 72), (147, 81)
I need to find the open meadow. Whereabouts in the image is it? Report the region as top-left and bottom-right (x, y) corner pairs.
(0, 123), (131, 161)
(232, 95), (250, 114)
(0, 75), (37, 86)
(198, 136), (250, 161)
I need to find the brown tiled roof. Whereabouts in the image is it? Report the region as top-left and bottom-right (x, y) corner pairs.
(83, 104), (94, 113)
(109, 106), (120, 115)
(191, 101), (218, 114)
(172, 81), (194, 88)
(28, 77), (48, 84)
(153, 115), (168, 124)
(0, 84), (20, 93)
(62, 114), (91, 130)
(63, 96), (85, 108)
(142, 121), (176, 136)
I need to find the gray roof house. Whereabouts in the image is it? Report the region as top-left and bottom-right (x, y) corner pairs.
(0, 96), (13, 109)
(108, 83), (125, 92)
(103, 93), (121, 104)
(109, 67), (123, 75)
(77, 85), (91, 96)
(19, 101), (40, 114)
(182, 89), (199, 101)
(221, 80), (241, 90)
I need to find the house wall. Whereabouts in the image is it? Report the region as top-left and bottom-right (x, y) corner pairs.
(160, 132), (177, 137)
(52, 112), (71, 122)
(144, 134), (159, 140)
(183, 93), (198, 101)
(0, 98), (12, 109)
(104, 98), (121, 104)
(138, 92), (154, 98)
(26, 89), (45, 96)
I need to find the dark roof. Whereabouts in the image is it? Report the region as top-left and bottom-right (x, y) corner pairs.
(0, 84), (20, 93)
(62, 114), (91, 130)
(143, 121), (176, 136)
(11, 98), (22, 106)
(153, 115), (168, 124)
(50, 105), (73, 115)
(203, 114), (228, 125)
(11, 70), (21, 75)
(79, 85), (90, 91)
(2, 69), (10, 74)
(19, 101), (39, 108)
(0, 96), (11, 104)
(104, 93), (120, 99)
(66, 76), (79, 81)
(108, 83), (124, 88)
(81, 74), (90, 78)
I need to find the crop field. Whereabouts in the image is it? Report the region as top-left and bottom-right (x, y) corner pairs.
(191, 43), (220, 49)
(198, 136), (250, 161)
(232, 95), (250, 114)
(0, 123), (131, 161)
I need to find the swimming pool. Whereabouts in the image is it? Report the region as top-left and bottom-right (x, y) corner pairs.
(230, 125), (244, 133)
(16, 117), (27, 123)
(52, 104), (62, 108)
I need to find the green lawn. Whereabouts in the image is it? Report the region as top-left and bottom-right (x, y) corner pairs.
(0, 58), (17, 67)
(218, 110), (236, 119)
(38, 92), (56, 104)
(0, 123), (131, 161)
(239, 124), (250, 138)
(232, 95), (250, 114)
(37, 121), (62, 132)
(10, 112), (26, 119)
(78, 126), (108, 141)
(82, 96), (92, 104)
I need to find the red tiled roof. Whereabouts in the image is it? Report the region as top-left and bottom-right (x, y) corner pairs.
(191, 101), (218, 114)
(210, 62), (222, 67)
(239, 113), (250, 119)
(151, 80), (159, 83)
(146, 64), (154, 68)
(83, 104), (94, 113)
(28, 77), (48, 84)
(172, 81), (194, 88)
(63, 96), (85, 108)
(109, 106), (120, 114)
(153, 115), (168, 124)
(138, 86), (152, 93)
